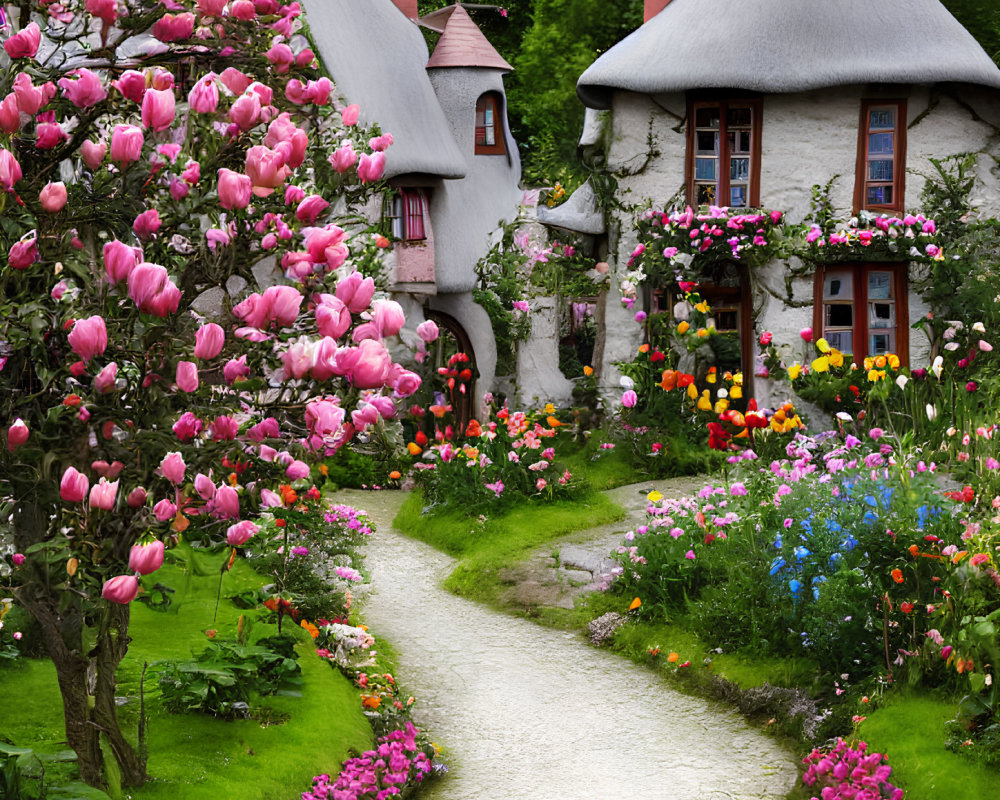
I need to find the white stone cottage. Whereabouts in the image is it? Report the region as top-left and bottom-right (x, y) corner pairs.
(304, 0), (524, 413)
(543, 0), (1000, 404)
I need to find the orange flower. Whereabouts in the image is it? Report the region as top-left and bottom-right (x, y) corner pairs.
(891, 568), (904, 583)
(280, 484), (298, 505)
(300, 619), (319, 639)
(228, 472), (238, 486)
(388, 470), (402, 480)
(638, 343), (650, 353)
(63, 394), (83, 407)
(628, 597), (641, 611)
(319, 464), (329, 477)
(659, 370), (677, 391)
(466, 419), (483, 437)
(361, 695), (382, 709)
(375, 235), (390, 248)
(583, 366), (594, 376)
(407, 442), (422, 455)
(546, 415), (564, 427)
(667, 652), (679, 663)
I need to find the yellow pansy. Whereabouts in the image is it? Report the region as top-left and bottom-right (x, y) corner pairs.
(544, 403), (556, 415)
(816, 337), (831, 354)
(695, 301), (710, 313)
(713, 398), (729, 414)
(677, 321), (690, 334)
(697, 390), (712, 411)
(647, 490), (663, 503)
(687, 382), (698, 400)
(811, 356), (830, 373)
(828, 349), (844, 368)
(788, 363), (802, 380)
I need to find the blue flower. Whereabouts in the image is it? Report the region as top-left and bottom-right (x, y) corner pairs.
(789, 579), (803, 594)
(769, 557), (786, 576)
(794, 546), (811, 560)
(841, 535), (857, 550)
(773, 534), (783, 548)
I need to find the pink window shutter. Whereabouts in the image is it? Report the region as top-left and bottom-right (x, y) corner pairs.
(404, 191), (425, 240)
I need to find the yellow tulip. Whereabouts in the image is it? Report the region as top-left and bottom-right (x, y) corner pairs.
(706, 368), (717, 384)
(829, 350), (844, 368)
(695, 301), (710, 313)
(544, 403), (556, 415)
(730, 385), (743, 399)
(697, 390), (712, 411)
(788, 363), (802, 380)
(696, 328), (709, 338)
(713, 398), (729, 414)
(863, 357), (874, 371)
(811, 356), (830, 373)
(677, 321), (690, 334)
(687, 382), (698, 400)
(887, 353), (900, 369)
(733, 371), (743, 386)
(816, 337), (831, 354)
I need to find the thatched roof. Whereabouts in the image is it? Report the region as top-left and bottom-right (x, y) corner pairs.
(303, 0), (466, 179)
(578, 0), (1000, 109)
(425, 5), (513, 70)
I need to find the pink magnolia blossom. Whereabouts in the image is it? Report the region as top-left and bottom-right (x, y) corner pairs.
(188, 73), (219, 113)
(0, 93), (20, 134)
(305, 226), (348, 270)
(392, 368), (421, 397)
(315, 294), (352, 339)
(160, 452), (186, 484)
(196, 0), (227, 15)
(329, 142), (358, 173)
(7, 419), (29, 451)
(245, 145), (290, 196)
(348, 339), (391, 389)
(194, 472), (216, 500)
(129, 541), (165, 575)
(336, 271), (375, 314)
(102, 575), (140, 604)
(228, 92), (261, 131)
(231, 0), (256, 19)
(295, 194), (329, 223)
(68, 315), (108, 362)
(209, 415), (239, 441)
(58, 68), (108, 109)
(89, 478), (119, 510)
(81, 139), (107, 170)
(194, 323), (225, 359)
(36, 121), (68, 150)
(212, 485), (240, 519)
(372, 299), (405, 337)
(4, 22), (41, 59)
(220, 68), (253, 96)
(111, 124), (144, 168)
(266, 42), (294, 72)
(417, 320), (439, 343)
(85, 0), (118, 25)
(141, 88), (176, 132)
(60, 466), (90, 502)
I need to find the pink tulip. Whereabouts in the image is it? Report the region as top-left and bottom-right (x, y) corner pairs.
(315, 294), (352, 339)
(110, 124), (144, 168)
(228, 92), (261, 132)
(160, 452), (186, 484)
(392, 368), (421, 397)
(341, 104), (360, 126)
(58, 68), (107, 109)
(4, 22), (41, 59)
(145, 281), (181, 317)
(295, 194), (329, 223)
(172, 411), (203, 441)
(212, 485), (240, 519)
(305, 227), (349, 270)
(176, 361), (199, 392)
(260, 489), (282, 508)
(372, 299), (405, 337)
(141, 88), (176, 132)
(369, 395), (397, 420)
(89, 478), (119, 510)
(103, 239), (140, 283)
(128, 261), (169, 307)
(307, 78), (332, 106)
(266, 41), (294, 72)
(329, 143), (358, 174)
(102, 575), (140, 604)
(264, 113), (307, 167)
(182, 160), (201, 185)
(800, 327), (813, 343)
(622, 390), (638, 408)
(351, 403), (380, 431)
(267, 284), (304, 326)
(81, 139), (107, 170)
(60, 466), (90, 503)
(153, 498), (177, 521)
(152, 12), (195, 42)
(349, 339), (392, 389)
(336, 271), (376, 314)
(311, 337), (339, 380)
(196, 0), (227, 15)
(979, 339), (993, 352)
(226, 520), (258, 546)
(113, 71), (147, 103)
(220, 67), (252, 96)
(357, 152), (386, 184)
(230, 0), (256, 19)
(68, 315), (108, 362)
(0, 93), (19, 134)
(133, 209), (161, 240)
(85, 0), (118, 25)
(194, 472), (216, 501)
(126, 487), (147, 507)
(296, 48), (315, 67)
(8, 237), (38, 270)
(223, 355), (250, 384)
(369, 133), (394, 152)
(39, 181), (67, 213)
(7, 419), (29, 451)
(36, 121), (68, 150)
(218, 168), (252, 210)
(282, 338), (314, 379)
(306, 398), (346, 438)
(194, 323), (225, 359)
(286, 460), (310, 480)
(209, 415), (239, 441)
(188, 73), (219, 113)
(94, 362), (118, 394)
(129, 541), (164, 575)
(0, 148), (23, 191)
(12, 73), (55, 115)
(245, 145), (290, 196)
(416, 320), (439, 343)
(247, 417), (280, 443)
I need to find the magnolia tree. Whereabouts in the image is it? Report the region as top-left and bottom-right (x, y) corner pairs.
(0, 0), (419, 789)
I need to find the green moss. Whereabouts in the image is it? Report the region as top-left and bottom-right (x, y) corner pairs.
(859, 692), (1000, 800)
(1, 557), (373, 800)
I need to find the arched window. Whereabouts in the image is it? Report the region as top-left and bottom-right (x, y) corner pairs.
(475, 93), (505, 155)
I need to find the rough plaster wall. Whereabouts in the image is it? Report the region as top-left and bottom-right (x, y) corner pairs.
(428, 291), (498, 402)
(515, 295), (575, 407)
(426, 68), (523, 294)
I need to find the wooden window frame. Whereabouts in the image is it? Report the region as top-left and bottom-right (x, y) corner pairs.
(812, 263), (909, 364)
(388, 188), (427, 241)
(686, 97), (762, 209)
(475, 93), (505, 155)
(854, 100), (906, 215)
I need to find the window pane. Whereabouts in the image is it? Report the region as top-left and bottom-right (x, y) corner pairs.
(730, 185), (746, 207)
(824, 271), (853, 300)
(697, 131), (718, 154)
(869, 109), (894, 130)
(826, 304), (853, 327)
(730, 158), (749, 181)
(739, 131), (751, 152)
(695, 158), (717, 181)
(728, 107), (752, 126)
(868, 272), (892, 299)
(868, 132), (893, 156)
(695, 106), (720, 128)
(870, 332), (895, 354)
(484, 107), (493, 126)
(714, 309), (738, 331)
(485, 125), (495, 146)
(697, 184), (716, 205)
(867, 185), (892, 205)
(826, 331), (853, 353)
(870, 302), (894, 328)
(868, 159), (893, 182)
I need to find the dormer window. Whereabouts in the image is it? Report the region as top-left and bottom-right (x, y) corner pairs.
(854, 100), (906, 214)
(687, 99), (761, 208)
(388, 189), (427, 241)
(475, 93), (505, 155)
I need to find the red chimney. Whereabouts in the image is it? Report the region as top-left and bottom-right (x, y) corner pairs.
(644, 0), (672, 22)
(391, 0), (419, 19)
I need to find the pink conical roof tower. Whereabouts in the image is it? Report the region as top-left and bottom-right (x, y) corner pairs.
(425, 5), (512, 71)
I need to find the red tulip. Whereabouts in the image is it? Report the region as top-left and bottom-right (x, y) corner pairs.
(102, 575), (140, 604)
(129, 541), (164, 575)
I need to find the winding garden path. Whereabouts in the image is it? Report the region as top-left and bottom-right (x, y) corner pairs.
(337, 487), (800, 800)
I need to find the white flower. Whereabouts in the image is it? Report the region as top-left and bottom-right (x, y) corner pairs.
(836, 412), (853, 422)
(926, 404), (938, 421)
(717, 388), (728, 398)
(896, 375), (909, 390)
(931, 355), (944, 378)
(973, 321), (986, 333)
(620, 376), (635, 390)
(944, 342), (960, 351)
(946, 426), (957, 437)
